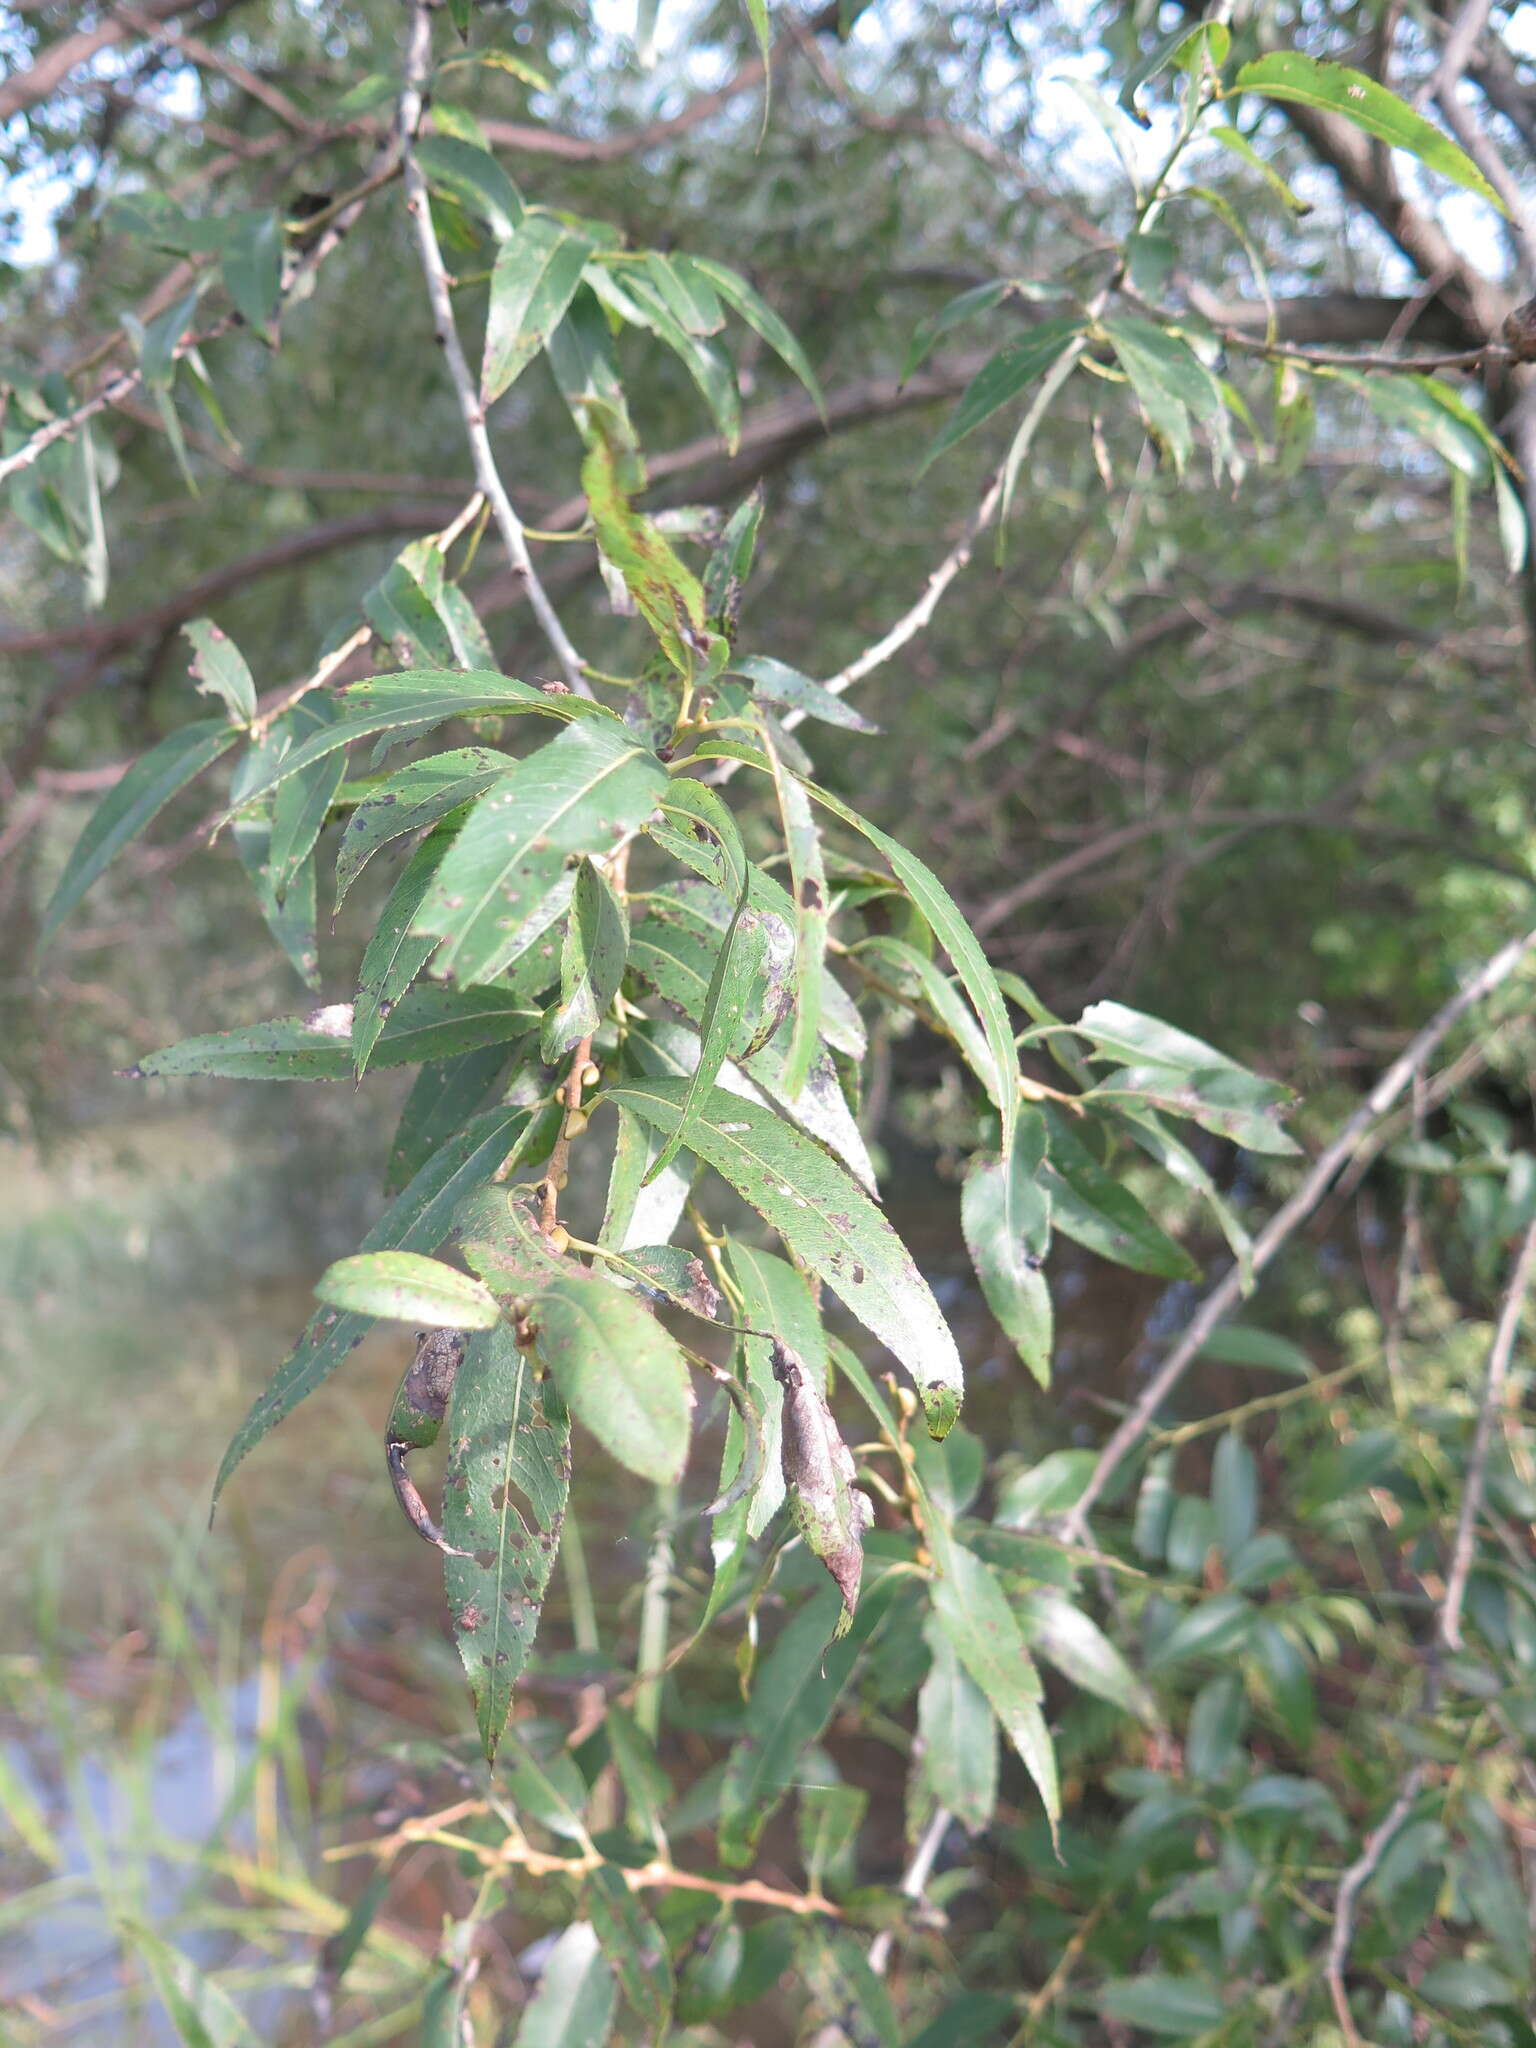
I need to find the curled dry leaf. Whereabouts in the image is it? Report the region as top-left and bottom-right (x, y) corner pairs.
(385, 1328), (472, 1555)
(773, 1340), (872, 1636)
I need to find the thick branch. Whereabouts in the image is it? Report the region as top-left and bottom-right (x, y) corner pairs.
(0, 0), (211, 121)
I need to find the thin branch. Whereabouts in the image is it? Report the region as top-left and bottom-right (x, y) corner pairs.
(1416, 0), (1494, 108)
(813, 470), (1004, 707)
(1441, 1211), (1536, 1650)
(1324, 1765), (1427, 2048)
(397, 3), (588, 696)
(867, 1804), (951, 1977)
(1059, 922), (1536, 1544)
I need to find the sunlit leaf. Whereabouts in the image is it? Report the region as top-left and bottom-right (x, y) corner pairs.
(315, 1250), (500, 1326)
(483, 217), (593, 401)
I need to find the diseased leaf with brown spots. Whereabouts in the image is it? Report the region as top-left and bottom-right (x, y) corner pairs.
(773, 1340), (872, 1636)
(442, 1322), (571, 1759)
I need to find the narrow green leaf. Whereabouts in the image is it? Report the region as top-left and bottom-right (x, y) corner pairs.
(182, 618), (255, 723)
(483, 217), (593, 402)
(1039, 1108), (1199, 1280)
(994, 1448), (1097, 1529)
(607, 1079), (963, 1437)
(643, 862), (759, 1183)
(797, 776), (1018, 1158)
(315, 1250), (500, 1326)
(1119, 19), (1229, 124)
(902, 278), (1020, 384)
(726, 1238), (826, 1538)
(916, 1613), (998, 1832)
(1100, 1975), (1226, 2037)
(442, 1323), (570, 1755)
(543, 857), (630, 1059)
(646, 777), (749, 897)
(923, 317), (1082, 467)
(586, 1864), (674, 2035)
(335, 747), (508, 907)
(1102, 314), (1224, 474)
(213, 1105), (547, 1500)
(1211, 1432), (1259, 1558)
(1016, 1587), (1157, 1723)
(759, 718), (826, 1097)
(688, 256), (825, 415)
(40, 717), (236, 947)
(731, 655), (878, 733)
(580, 414), (710, 674)
(116, 1920), (254, 2047)
(717, 1585), (887, 1865)
(1088, 1063), (1299, 1155)
(510, 1923), (615, 2048)
(415, 133), (525, 239)
(219, 210), (282, 331)
(268, 700), (345, 902)
(961, 1114), (1053, 1385)
(414, 721), (666, 987)
(1146, 1591), (1254, 1671)
(225, 670), (589, 814)
(929, 1534), (1059, 1835)
(354, 827), (457, 1074)
(1233, 54), (1503, 207)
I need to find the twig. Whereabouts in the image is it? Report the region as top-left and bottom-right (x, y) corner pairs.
(1324, 1764), (1427, 2047)
(539, 1036), (595, 1234)
(1416, 0), (1493, 108)
(1441, 1211), (1536, 1650)
(790, 469), (1005, 725)
(248, 624), (372, 741)
(866, 1803), (951, 1976)
(109, 2), (320, 132)
(328, 1797), (836, 1915)
(397, 2), (589, 697)
(1059, 921), (1536, 1543)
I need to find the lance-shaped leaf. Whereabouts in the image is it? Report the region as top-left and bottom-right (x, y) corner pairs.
(220, 207), (283, 331)
(858, 933), (1000, 1110)
(182, 618), (255, 723)
(585, 1864), (674, 2036)
(229, 722), (321, 990)
(443, 1323), (571, 1756)
(268, 698), (345, 901)
(542, 857), (629, 1060)
(40, 716), (237, 947)
(773, 1340), (872, 1637)
(130, 984), (542, 1082)
(646, 777), (748, 897)
(335, 747), (507, 907)
(415, 133), (525, 239)
(924, 316), (1082, 467)
(606, 1078), (963, 1437)
(1102, 313), (1224, 475)
(413, 720), (666, 987)
(732, 655), (878, 733)
(702, 485), (763, 632)
(916, 1612), (998, 1833)
(387, 1044), (516, 1193)
(717, 1582), (891, 1866)
(1039, 1106), (1198, 1280)
(1234, 54), (1503, 207)
(643, 863), (758, 1184)
(1088, 1063), (1299, 1155)
(929, 1529), (1059, 1838)
(795, 776), (1018, 1158)
(510, 1923), (615, 2048)
(214, 1104), (547, 1501)
(224, 671), (591, 813)
(315, 1250), (500, 1327)
(759, 717), (826, 1098)
(686, 256), (826, 415)
(459, 1194), (694, 1485)
(483, 216), (593, 402)
(1016, 1587), (1158, 1723)
(961, 1111), (1053, 1386)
